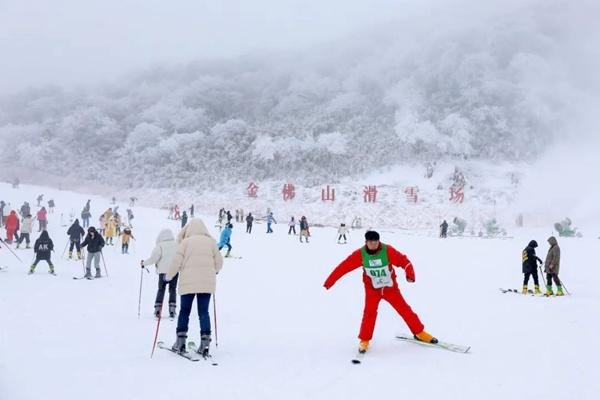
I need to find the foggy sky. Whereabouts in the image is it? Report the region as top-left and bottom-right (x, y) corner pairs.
(0, 0), (416, 94)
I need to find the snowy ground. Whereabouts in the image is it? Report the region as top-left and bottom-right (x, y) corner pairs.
(1, 182), (599, 400)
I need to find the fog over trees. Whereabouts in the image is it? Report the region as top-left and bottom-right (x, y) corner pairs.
(0, 1), (596, 190)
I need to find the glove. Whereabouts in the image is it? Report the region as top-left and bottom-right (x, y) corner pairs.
(406, 277), (415, 283)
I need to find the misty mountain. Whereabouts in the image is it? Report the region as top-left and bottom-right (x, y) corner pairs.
(0, 1), (595, 190)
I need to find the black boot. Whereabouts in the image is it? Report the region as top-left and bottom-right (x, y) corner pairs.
(197, 333), (211, 357)
(172, 332), (187, 353)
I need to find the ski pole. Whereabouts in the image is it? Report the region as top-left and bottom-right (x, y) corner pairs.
(62, 240), (70, 259)
(100, 251), (109, 279)
(0, 238), (23, 263)
(138, 262), (149, 318)
(213, 292), (219, 348)
(150, 302), (164, 359)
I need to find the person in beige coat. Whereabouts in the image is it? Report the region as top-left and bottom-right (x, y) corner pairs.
(166, 218), (223, 356)
(141, 229), (178, 318)
(544, 236), (563, 295)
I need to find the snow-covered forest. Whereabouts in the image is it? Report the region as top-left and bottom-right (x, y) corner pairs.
(1, 1), (596, 190)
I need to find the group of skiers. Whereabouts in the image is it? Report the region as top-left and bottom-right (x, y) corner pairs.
(521, 236), (563, 295)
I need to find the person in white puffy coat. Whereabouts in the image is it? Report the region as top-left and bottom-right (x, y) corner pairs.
(142, 229), (178, 318)
(166, 218), (223, 356)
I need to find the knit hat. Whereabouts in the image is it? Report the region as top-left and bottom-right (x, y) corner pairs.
(364, 231), (380, 241)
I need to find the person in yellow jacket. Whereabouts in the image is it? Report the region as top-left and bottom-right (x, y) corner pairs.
(104, 216), (117, 245)
(120, 227), (134, 254)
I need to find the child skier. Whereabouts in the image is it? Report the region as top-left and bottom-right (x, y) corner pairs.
(218, 223), (233, 257)
(521, 240), (543, 294)
(299, 216), (309, 243)
(120, 227), (135, 254)
(324, 230), (437, 353)
(67, 219), (85, 259)
(337, 223), (349, 244)
(30, 230), (55, 274)
(288, 217), (296, 235)
(16, 214), (33, 249)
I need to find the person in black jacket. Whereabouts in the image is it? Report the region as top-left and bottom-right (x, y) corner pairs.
(29, 230), (54, 274)
(81, 226), (105, 279)
(67, 219), (86, 259)
(522, 240), (543, 294)
(181, 211), (188, 228)
(246, 213), (254, 233)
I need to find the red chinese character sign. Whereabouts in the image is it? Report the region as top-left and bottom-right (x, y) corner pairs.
(282, 183), (295, 201)
(449, 183), (464, 203)
(404, 186), (418, 203)
(363, 186), (377, 203)
(247, 182), (259, 198)
(321, 185), (335, 201)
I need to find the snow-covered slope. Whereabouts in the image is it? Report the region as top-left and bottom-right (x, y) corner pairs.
(1, 182), (598, 399)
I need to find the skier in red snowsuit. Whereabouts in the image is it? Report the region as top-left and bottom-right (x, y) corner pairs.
(324, 230), (437, 353)
(5, 210), (19, 243)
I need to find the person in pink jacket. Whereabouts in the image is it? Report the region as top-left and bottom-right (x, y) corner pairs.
(37, 207), (48, 232)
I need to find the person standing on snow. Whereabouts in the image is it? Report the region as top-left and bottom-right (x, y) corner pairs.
(521, 240), (543, 294)
(5, 210), (19, 243)
(29, 230), (55, 274)
(80, 227), (105, 279)
(166, 218), (223, 357)
(218, 223), (233, 257)
(120, 227), (134, 254)
(299, 216), (309, 243)
(245, 213), (254, 233)
(181, 211), (188, 228)
(141, 229), (178, 318)
(48, 199), (55, 213)
(337, 223), (349, 244)
(288, 217), (296, 235)
(266, 212), (276, 233)
(81, 201), (91, 228)
(16, 214), (33, 249)
(67, 219), (85, 259)
(544, 236), (563, 296)
(440, 220), (449, 238)
(36, 207), (48, 232)
(323, 230), (437, 354)
(104, 216), (117, 245)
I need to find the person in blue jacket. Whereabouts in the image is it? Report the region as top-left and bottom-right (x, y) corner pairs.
(218, 223), (233, 257)
(266, 212), (277, 233)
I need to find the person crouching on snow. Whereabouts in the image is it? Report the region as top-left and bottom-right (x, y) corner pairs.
(120, 227), (135, 254)
(324, 230), (437, 354)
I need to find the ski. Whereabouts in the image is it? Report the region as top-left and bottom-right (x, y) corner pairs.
(156, 341), (201, 361)
(351, 350), (366, 364)
(499, 288), (545, 297)
(395, 334), (470, 353)
(187, 341), (218, 366)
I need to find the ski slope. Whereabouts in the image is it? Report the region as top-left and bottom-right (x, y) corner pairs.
(1, 182), (598, 400)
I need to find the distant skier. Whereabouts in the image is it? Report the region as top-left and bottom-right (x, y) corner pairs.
(226, 210), (232, 224)
(324, 230), (437, 354)
(16, 214), (33, 249)
(0, 201), (6, 227)
(36, 194), (44, 207)
(521, 240), (543, 294)
(36, 207), (48, 232)
(299, 216), (309, 243)
(129, 197), (137, 207)
(126, 208), (134, 227)
(245, 213), (254, 233)
(29, 230), (55, 275)
(218, 223), (233, 257)
(67, 219), (85, 259)
(20, 202), (30, 218)
(104, 216), (117, 245)
(142, 229), (178, 318)
(80, 227), (105, 279)
(81, 200), (91, 228)
(181, 211), (188, 228)
(337, 223), (349, 244)
(166, 219), (223, 356)
(189, 204), (194, 218)
(266, 212), (276, 233)
(120, 227), (134, 254)
(173, 205), (181, 220)
(288, 217), (296, 235)
(440, 220), (448, 238)
(48, 199), (55, 214)
(544, 236), (563, 296)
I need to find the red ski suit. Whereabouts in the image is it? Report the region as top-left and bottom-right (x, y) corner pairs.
(5, 211), (19, 242)
(324, 243), (424, 341)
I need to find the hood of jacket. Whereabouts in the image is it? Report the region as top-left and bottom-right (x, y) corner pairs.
(179, 218), (211, 241)
(528, 240), (538, 248)
(548, 236), (558, 246)
(156, 229), (175, 244)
